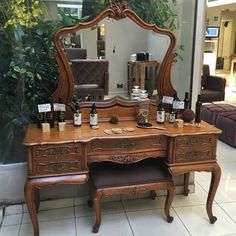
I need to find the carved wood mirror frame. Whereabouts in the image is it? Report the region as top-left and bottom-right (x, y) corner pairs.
(52, 0), (177, 117)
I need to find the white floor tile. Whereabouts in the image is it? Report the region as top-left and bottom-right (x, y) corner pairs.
(2, 214), (22, 226)
(127, 209), (190, 236)
(199, 179), (236, 203)
(0, 208), (3, 225)
(22, 207), (74, 224)
(172, 183), (208, 207)
(5, 205), (22, 216)
(220, 162), (236, 179)
(174, 204), (236, 236)
(75, 201), (124, 218)
(195, 168), (233, 182)
(0, 225), (20, 236)
(122, 196), (166, 212)
(220, 202), (236, 222)
(76, 213), (133, 236)
(20, 219), (76, 236)
(217, 141), (236, 163)
(39, 198), (74, 211)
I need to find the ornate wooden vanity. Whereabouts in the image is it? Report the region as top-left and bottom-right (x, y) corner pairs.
(24, 99), (221, 236)
(23, 1), (222, 235)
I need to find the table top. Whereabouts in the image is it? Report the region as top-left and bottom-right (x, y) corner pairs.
(23, 120), (221, 146)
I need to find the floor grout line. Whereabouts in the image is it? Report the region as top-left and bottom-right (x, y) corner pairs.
(121, 200), (135, 236)
(73, 198), (78, 236)
(172, 207), (192, 236)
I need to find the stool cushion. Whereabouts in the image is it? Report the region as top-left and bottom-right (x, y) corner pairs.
(89, 158), (172, 189)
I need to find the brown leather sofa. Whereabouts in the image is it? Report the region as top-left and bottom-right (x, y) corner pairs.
(200, 64), (226, 103)
(71, 59), (109, 100)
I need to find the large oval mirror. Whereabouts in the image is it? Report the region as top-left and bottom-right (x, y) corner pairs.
(52, 0), (176, 116)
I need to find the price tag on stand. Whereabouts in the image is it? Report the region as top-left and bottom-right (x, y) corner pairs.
(53, 103), (66, 111)
(173, 101), (185, 109)
(162, 96), (174, 104)
(38, 104), (51, 113)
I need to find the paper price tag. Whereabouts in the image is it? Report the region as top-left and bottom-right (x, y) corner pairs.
(38, 104), (51, 113)
(162, 96), (174, 104)
(53, 103), (66, 111)
(173, 101), (185, 109)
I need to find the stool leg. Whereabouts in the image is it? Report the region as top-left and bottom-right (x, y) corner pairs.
(150, 190), (157, 200)
(184, 173), (190, 196)
(164, 183), (175, 223)
(93, 191), (102, 233)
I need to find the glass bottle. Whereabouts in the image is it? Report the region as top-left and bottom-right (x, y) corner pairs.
(173, 93), (178, 119)
(58, 97), (65, 123)
(195, 94), (202, 123)
(74, 102), (81, 126)
(45, 102), (54, 128)
(90, 103), (98, 126)
(156, 100), (165, 124)
(184, 92), (189, 109)
(36, 99), (43, 128)
(169, 107), (176, 123)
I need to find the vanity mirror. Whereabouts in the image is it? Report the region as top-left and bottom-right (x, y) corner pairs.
(52, 0), (177, 118)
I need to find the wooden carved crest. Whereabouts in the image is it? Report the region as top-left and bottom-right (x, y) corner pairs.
(109, 0), (129, 19)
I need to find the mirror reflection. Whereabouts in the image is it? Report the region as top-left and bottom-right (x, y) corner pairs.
(60, 17), (171, 101)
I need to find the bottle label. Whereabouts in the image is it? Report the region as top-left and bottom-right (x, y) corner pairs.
(74, 113), (81, 126)
(169, 112), (175, 123)
(90, 114), (98, 126)
(157, 111), (165, 123)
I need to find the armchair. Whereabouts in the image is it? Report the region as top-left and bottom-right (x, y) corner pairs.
(200, 64), (226, 103)
(64, 48), (87, 60)
(71, 59), (109, 100)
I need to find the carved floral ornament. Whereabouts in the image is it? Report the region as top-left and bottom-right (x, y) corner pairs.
(109, 0), (129, 19)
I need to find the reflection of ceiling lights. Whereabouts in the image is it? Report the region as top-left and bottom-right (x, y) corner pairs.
(207, 0), (236, 7)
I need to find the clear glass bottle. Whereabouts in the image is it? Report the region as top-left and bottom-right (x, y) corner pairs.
(90, 103), (98, 126)
(74, 102), (81, 126)
(156, 100), (165, 124)
(195, 94), (202, 123)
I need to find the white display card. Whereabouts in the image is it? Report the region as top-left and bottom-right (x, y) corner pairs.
(53, 103), (66, 111)
(173, 101), (185, 109)
(162, 96), (174, 104)
(38, 103), (51, 113)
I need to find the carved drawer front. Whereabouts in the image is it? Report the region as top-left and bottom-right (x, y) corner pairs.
(176, 135), (214, 147)
(174, 135), (215, 163)
(31, 144), (84, 176)
(87, 136), (167, 163)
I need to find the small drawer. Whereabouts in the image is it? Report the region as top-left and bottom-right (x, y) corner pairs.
(176, 135), (214, 147)
(33, 144), (81, 158)
(174, 146), (213, 163)
(34, 157), (83, 176)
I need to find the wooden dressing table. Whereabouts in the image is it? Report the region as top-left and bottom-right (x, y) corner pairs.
(24, 99), (221, 236)
(24, 1), (222, 235)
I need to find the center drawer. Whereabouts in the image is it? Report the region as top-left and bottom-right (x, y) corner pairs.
(87, 136), (167, 163)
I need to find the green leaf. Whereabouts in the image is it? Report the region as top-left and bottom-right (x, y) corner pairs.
(13, 66), (21, 73)
(20, 68), (26, 74)
(26, 72), (33, 78)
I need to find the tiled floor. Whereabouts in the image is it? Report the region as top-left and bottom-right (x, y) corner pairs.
(0, 141), (236, 236)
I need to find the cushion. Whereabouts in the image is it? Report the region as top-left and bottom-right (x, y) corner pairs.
(89, 158), (172, 189)
(201, 90), (222, 102)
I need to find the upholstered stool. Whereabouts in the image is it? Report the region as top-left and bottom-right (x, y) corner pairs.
(201, 103), (236, 147)
(88, 158), (175, 233)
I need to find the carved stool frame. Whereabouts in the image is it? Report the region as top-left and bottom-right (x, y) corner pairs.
(88, 181), (175, 233)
